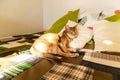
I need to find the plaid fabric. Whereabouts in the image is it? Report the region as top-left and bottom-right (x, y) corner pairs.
(0, 55), (43, 80)
(40, 62), (94, 80)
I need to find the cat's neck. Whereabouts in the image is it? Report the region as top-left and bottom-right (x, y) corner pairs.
(59, 31), (72, 42)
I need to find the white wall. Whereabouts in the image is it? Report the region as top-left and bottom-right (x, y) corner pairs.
(43, 0), (120, 30)
(0, 0), (43, 38)
(0, 0), (120, 37)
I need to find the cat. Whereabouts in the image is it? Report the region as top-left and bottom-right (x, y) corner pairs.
(30, 24), (79, 60)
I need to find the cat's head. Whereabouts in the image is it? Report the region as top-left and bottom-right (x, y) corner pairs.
(65, 25), (78, 39)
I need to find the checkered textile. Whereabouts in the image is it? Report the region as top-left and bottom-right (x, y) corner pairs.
(40, 62), (94, 80)
(0, 55), (43, 80)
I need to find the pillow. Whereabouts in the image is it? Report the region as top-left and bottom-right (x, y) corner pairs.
(78, 16), (87, 26)
(114, 10), (120, 14)
(44, 9), (80, 34)
(69, 25), (93, 49)
(104, 14), (120, 22)
(93, 21), (120, 52)
(79, 11), (106, 28)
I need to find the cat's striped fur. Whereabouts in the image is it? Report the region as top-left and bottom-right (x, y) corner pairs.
(30, 25), (79, 60)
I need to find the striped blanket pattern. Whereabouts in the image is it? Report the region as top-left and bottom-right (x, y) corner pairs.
(84, 52), (120, 62)
(82, 52), (120, 68)
(0, 55), (43, 80)
(40, 62), (94, 80)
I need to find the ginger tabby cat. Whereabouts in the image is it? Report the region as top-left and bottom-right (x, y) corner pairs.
(30, 24), (79, 60)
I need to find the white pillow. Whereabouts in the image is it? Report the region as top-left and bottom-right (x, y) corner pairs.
(93, 21), (120, 52)
(69, 26), (93, 49)
(79, 10), (115, 27)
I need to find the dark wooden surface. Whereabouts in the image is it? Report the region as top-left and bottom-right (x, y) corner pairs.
(12, 54), (112, 80)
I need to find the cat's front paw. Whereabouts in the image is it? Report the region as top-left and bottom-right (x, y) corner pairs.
(68, 48), (77, 52)
(70, 53), (79, 57)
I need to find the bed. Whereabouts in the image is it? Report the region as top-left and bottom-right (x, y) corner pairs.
(0, 9), (120, 80)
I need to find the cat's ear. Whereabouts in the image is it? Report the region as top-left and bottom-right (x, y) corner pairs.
(65, 25), (70, 31)
(74, 25), (78, 30)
